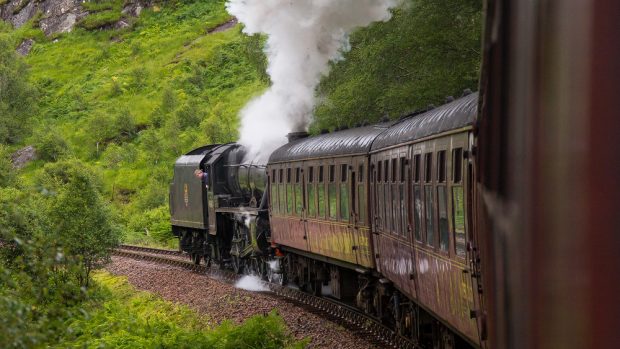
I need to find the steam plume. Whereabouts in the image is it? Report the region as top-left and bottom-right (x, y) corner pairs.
(226, 0), (401, 161)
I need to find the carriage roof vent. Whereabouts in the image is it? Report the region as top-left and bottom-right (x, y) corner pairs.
(462, 88), (472, 96)
(286, 131), (309, 143)
(445, 96), (455, 103)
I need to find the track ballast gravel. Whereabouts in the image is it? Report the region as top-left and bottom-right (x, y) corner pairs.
(106, 256), (378, 349)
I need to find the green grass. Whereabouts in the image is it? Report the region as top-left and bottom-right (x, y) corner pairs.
(81, 0), (123, 12)
(77, 10), (123, 30)
(55, 272), (306, 348)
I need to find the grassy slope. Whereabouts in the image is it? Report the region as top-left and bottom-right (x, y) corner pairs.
(15, 0), (268, 247)
(7, 0), (481, 247)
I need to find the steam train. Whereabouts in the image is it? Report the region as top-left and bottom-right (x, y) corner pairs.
(169, 91), (482, 348)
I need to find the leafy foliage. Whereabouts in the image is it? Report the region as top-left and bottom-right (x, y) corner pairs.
(35, 127), (70, 162)
(0, 184), (91, 348)
(42, 159), (121, 286)
(0, 29), (38, 144)
(313, 0), (482, 131)
(0, 145), (15, 187)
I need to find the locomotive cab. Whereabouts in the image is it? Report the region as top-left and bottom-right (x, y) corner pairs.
(170, 143), (271, 269)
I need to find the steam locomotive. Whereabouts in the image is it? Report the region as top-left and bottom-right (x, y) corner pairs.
(169, 91), (482, 348)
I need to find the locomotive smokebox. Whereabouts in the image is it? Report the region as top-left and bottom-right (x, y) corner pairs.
(286, 131), (309, 143)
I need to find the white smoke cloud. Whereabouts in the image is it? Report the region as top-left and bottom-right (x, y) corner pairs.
(226, 0), (401, 162)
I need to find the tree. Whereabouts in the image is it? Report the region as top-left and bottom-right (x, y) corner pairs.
(114, 110), (137, 140)
(0, 34), (38, 144)
(43, 160), (120, 287)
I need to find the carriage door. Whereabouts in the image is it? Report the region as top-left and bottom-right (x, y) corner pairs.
(351, 157), (371, 266)
(302, 161), (313, 251)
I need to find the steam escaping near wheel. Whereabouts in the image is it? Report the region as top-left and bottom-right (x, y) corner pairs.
(226, 0), (402, 162)
(235, 275), (270, 292)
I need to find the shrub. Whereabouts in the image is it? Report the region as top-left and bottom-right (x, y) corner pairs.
(176, 102), (203, 129)
(36, 128), (70, 162)
(113, 109), (137, 140)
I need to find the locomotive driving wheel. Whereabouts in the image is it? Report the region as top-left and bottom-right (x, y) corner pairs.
(231, 245), (244, 274)
(191, 253), (201, 265)
(267, 257), (287, 285)
(249, 257), (266, 279)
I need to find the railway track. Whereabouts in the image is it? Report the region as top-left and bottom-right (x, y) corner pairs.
(114, 244), (418, 349)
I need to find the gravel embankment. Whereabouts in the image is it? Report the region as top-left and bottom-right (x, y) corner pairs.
(106, 256), (377, 349)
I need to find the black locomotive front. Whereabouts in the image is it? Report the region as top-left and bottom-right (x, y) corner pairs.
(169, 143), (270, 271)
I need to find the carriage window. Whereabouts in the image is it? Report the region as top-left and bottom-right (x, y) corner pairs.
(307, 167), (316, 217)
(340, 180), (349, 221)
(425, 186), (435, 246)
(453, 148), (463, 183)
(286, 169), (293, 214)
(383, 160), (389, 183)
(400, 157), (406, 182)
(279, 169), (285, 214)
(425, 153), (432, 183)
(437, 151), (446, 183)
(358, 182), (366, 223)
(328, 165), (337, 219)
(383, 160), (389, 228)
(414, 187), (422, 241)
(399, 178), (407, 236)
(294, 167), (302, 214)
(453, 186), (466, 257)
(377, 161), (382, 182)
(270, 171), (278, 214)
(391, 159), (397, 182)
(414, 154), (421, 183)
(438, 186), (449, 251)
(318, 166), (326, 218)
(358, 164), (364, 182)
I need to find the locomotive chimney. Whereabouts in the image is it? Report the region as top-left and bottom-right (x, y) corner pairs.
(286, 131), (309, 143)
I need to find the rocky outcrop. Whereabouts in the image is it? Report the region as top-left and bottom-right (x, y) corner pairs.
(11, 145), (36, 169)
(16, 38), (34, 55)
(0, 0), (88, 35)
(0, 0), (148, 38)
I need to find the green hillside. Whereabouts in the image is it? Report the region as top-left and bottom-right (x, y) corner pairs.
(1, 0), (481, 247)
